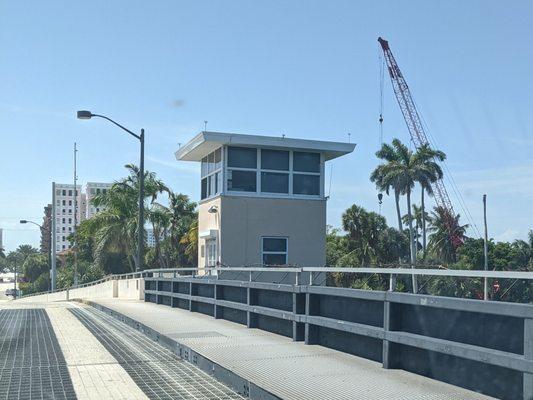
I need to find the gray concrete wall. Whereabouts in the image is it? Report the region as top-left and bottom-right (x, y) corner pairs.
(219, 196), (326, 268)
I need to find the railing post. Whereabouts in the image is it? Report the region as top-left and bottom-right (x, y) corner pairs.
(382, 294), (393, 369)
(247, 270), (255, 328)
(524, 319), (533, 400)
(213, 275), (219, 319)
(389, 274), (396, 292)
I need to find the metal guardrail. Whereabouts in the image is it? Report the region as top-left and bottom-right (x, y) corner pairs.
(16, 265), (532, 300)
(144, 269), (533, 400)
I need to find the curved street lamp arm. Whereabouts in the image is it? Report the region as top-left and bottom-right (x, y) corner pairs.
(90, 114), (141, 140)
(21, 220), (50, 233)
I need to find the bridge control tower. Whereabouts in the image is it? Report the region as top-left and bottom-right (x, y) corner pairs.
(175, 131), (355, 272)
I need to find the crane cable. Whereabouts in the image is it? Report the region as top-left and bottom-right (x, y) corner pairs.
(412, 97), (482, 238)
(379, 52), (385, 146)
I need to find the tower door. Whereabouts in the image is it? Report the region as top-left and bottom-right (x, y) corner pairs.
(205, 239), (218, 268)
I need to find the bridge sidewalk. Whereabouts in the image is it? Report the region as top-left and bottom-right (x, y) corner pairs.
(91, 299), (493, 400)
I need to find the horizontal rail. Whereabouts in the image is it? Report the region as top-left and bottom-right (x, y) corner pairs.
(147, 266), (533, 280)
(15, 265), (533, 300)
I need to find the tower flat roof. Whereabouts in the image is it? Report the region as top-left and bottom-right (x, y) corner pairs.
(175, 131), (356, 162)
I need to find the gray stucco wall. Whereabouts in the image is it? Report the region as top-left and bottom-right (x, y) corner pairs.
(218, 196), (326, 268)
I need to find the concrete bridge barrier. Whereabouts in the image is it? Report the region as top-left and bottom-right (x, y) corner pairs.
(14, 277), (144, 303)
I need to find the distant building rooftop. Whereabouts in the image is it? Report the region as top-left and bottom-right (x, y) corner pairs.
(175, 131), (356, 162)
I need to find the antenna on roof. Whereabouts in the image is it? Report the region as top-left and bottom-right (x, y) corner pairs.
(347, 133), (351, 143)
(282, 134), (285, 139)
(204, 120), (208, 132)
(178, 143), (181, 149)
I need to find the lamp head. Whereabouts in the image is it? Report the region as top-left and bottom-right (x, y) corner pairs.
(77, 110), (93, 120)
(208, 206), (218, 214)
(19, 220), (28, 224)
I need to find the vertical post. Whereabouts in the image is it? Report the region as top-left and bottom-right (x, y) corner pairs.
(483, 194), (489, 301)
(524, 319), (533, 400)
(382, 298), (393, 369)
(137, 129), (145, 272)
(13, 261), (17, 300)
(73, 142), (78, 286)
(247, 271), (254, 328)
(51, 182), (57, 291)
(389, 274), (396, 292)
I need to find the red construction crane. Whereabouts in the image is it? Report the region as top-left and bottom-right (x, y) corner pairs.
(378, 37), (463, 247)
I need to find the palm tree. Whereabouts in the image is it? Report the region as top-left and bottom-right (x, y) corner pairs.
(375, 139), (445, 292)
(371, 143), (404, 231)
(91, 164), (168, 271)
(341, 204), (387, 266)
(428, 206), (468, 263)
(166, 192), (197, 267)
(180, 219), (198, 267)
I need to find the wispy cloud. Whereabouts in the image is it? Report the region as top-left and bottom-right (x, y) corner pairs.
(145, 154), (198, 174)
(453, 162), (533, 198)
(0, 102), (70, 119)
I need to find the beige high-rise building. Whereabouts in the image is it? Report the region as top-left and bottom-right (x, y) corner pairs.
(51, 181), (112, 253)
(175, 131), (355, 270)
(86, 182), (112, 218)
(52, 183), (83, 252)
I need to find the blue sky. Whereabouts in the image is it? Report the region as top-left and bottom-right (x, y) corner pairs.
(1, 0), (532, 252)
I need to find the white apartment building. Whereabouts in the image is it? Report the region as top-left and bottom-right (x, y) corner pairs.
(86, 182), (112, 218)
(147, 228), (156, 248)
(52, 181), (112, 253)
(52, 183), (83, 252)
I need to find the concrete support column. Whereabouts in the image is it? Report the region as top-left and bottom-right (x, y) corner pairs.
(112, 280), (118, 298)
(524, 318), (533, 400)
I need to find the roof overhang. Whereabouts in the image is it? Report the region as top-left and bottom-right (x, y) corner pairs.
(175, 131), (356, 162)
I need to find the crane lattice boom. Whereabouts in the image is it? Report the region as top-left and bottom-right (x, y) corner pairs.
(378, 37), (455, 215)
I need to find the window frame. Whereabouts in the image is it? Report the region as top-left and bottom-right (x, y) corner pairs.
(200, 147), (223, 201)
(224, 146), (324, 199)
(261, 236), (289, 266)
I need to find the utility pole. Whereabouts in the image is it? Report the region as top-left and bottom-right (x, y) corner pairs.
(483, 194), (489, 300)
(13, 260), (17, 300)
(73, 143), (79, 286)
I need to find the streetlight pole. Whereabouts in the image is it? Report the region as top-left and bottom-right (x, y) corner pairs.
(77, 111), (145, 271)
(20, 219), (52, 291)
(483, 194), (489, 301)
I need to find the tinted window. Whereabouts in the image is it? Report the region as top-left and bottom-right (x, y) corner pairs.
(201, 156), (208, 176)
(201, 177), (208, 199)
(293, 151), (320, 172)
(261, 149), (289, 171)
(263, 253), (287, 265)
(228, 170), (256, 192)
(214, 148), (222, 170)
(208, 152), (215, 173)
(263, 238), (287, 252)
(261, 172), (289, 193)
(293, 174), (320, 195)
(228, 147), (257, 168)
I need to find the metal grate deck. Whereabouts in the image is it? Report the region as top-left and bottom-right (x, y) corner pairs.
(0, 309), (76, 400)
(70, 307), (244, 400)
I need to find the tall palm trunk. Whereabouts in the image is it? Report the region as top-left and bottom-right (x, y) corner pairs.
(406, 188), (418, 293)
(394, 188), (402, 231)
(421, 188), (427, 259)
